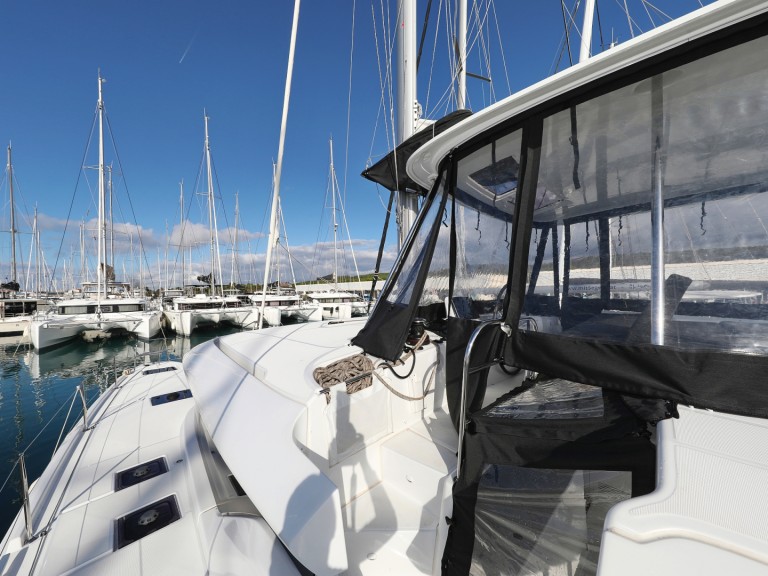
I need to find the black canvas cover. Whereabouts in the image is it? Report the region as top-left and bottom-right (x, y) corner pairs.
(351, 180), (450, 361)
(362, 109), (472, 193)
(443, 380), (656, 576)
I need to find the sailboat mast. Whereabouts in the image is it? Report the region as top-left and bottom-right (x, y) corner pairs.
(231, 192), (239, 287)
(457, 0), (467, 109)
(7, 144), (17, 284)
(108, 164), (114, 272)
(396, 0), (418, 249)
(330, 138), (338, 290)
(580, 0), (596, 62)
(33, 208), (39, 295)
(204, 113), (216, 296)
(179, 180), (185, 292)
(97, 72), (106, 303)
(259, 0), (300, 329)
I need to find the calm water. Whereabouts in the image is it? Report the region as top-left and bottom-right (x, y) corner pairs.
(0, 326), (241, 535)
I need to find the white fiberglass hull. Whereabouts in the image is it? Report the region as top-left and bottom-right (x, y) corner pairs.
(183, 319), (460, 575)
(320, 303), (352, 321)
(279, 304), (323, 324)
(0, 315), (32, 337)
(163, 307), (261, 336)
(0, 360), (301, 575)
(30, 310), (161, 350)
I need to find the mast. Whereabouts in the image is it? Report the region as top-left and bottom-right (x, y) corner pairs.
(457, 0), (467, 109)
(231, 192), (239, 288)
(259, 0), (300, 328)
(108, 164), (114, 272)
(330, 138), (339, 290)
(396, 0), (418, 248)
(7, 144), (17, 285)
(278, 197), (299, 293)
(179, 180), (185, 291)
(580, 0), (596, 62)
(33, 208), (39, 295)
(79, 221), (85, 285)
(204, 113), (216, 296)
(97, 72), (106, 304)
(164, 221), (169, 293)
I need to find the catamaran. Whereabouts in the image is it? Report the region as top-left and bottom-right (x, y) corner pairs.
(28, 74), (160, 350)
(162, 114), (261, 336)
(6, 1), (768, 575)
(0, 144), (40, 337)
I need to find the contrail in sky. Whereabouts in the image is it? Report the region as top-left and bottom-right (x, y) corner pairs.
(179, 32), (198, 64)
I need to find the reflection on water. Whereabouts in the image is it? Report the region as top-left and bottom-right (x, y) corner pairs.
(0, 326), (240, 535)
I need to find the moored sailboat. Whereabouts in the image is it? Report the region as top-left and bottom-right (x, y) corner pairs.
(28, 74), (160, 350)
(162, 114), (261, 336)
(0, 144), (39, 337)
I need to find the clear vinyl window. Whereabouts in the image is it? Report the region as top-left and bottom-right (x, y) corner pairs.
(524, 33), (768, 354)
(452, 129), (521, 319)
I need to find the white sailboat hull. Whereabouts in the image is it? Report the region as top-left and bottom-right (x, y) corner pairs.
(0, 361), (302, 575)
(30, 310), (162, 350)
(280, 304), (323, 324)
(163, 307), (261, 336)
(0, 316), (32, 337)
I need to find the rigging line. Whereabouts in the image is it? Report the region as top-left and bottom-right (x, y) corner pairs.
(613, 0), (644, 38)
(310, 154), (335, 280)
(675, 206), (710, 280)
(104, 113), (157, 288)
(561, 1), (574, 66)
(746, 197), (768, 240)
(641, 0), (673, 26)
(416, 0), (433, 71)
(421, 0), (440, 115)
(385, 0), (398, 150)
(552, 0), (581, 73)
(48, 112), (98, 294)
(488, 0), (511, 97)
(595, 0), (606, 51)
(366, 3), (388, 165)
(370, 0), (395, 166)
(469, 0), (495, 105)
(333, 160), (362, 281)
(278, 197), (300, 288)
(342, 0), (357, 204)
(422, 0), (444, 116)
(622, 0), (634, 38)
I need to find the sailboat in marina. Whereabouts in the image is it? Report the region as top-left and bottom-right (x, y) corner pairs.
(248, 190), (323, 325)
(11, 1), (768, 575)
(0, 144), (39, 336)
(162, 113), (261, 336)
(28, 74), (161, 350)
(303, 138), (369, 320)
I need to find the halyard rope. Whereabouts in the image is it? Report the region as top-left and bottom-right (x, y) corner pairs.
(313, 333), (434, 403)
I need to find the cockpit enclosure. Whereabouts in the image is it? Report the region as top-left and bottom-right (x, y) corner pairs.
(508, 17), (768, 420)
(355, 8), (768, 576)
(355, 5), (768, 416)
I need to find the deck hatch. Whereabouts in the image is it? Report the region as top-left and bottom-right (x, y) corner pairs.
(150, 389), (193, 406)
(143, 366), (177, 376)
(115, 495), (180, 549)
(115, 458), (168, 491)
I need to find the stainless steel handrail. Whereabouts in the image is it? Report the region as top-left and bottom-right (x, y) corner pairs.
(456, 320), (512, 480)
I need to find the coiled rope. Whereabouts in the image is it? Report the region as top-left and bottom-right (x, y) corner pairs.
(313, 333), (434, 403)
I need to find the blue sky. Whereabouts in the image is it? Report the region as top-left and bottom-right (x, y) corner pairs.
(0, 1), (709, 289)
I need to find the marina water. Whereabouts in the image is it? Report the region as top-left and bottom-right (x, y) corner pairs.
(0, 327), (239, 534)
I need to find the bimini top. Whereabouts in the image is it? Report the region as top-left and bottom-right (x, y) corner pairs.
(407, 0), (768, 191)
(362, 109), (471, 194)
